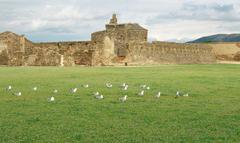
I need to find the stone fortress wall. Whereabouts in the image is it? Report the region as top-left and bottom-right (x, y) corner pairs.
(0, 32), (29, 66)
(207, 42), (240, 61)
(26, 41), (97, 66)
(0, 14), (216, 66)
(125, 42), (215, 65)
(91, 14), (215, 65)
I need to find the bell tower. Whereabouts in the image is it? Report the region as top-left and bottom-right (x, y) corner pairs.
(106, 14), (118, 31)
(109, 14), (117, 25)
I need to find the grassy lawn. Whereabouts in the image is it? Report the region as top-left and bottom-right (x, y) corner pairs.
(0, 64), (239, 143)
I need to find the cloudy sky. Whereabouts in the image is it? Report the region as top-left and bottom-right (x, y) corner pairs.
(0, 0), (240, 42)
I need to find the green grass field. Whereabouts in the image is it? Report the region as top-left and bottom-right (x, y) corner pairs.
(0, 65), (240, 143)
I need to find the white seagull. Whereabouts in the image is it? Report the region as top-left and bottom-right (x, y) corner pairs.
(123, 85), (129, 91)
(83, 84), (89, 88)
(70, 88), (78, 93)
(156, 92), (161, 98)
(14, 92), (22, 96)
(33, 87), (38, 91)
(48, 96), (55, 102)
(93, 92), (100, 96)
(106, 83), (113, 88)
(95, 94), (104, 100)
(7, 85), (12, 91)
(121, 83), (127, 87)
(175, 91), (180, 98)
(119, 95), (128, 102)
(140, 85), (147, 89)
(53, 89), (58, 94)
(138, 90), (145, 96)
(183, 93), (189, 97)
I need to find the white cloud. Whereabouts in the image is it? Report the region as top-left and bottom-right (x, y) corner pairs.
(0, 0), (240, 42)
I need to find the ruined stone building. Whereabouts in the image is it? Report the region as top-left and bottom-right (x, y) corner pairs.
(0, 14), (216, 66)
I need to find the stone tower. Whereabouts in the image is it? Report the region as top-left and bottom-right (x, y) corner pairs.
(106, 14), (118, 31)
(92, 14), (148, 57)
(109, 14), (118, 25)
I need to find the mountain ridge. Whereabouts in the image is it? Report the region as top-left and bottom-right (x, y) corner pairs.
(188, 34), (240, 43)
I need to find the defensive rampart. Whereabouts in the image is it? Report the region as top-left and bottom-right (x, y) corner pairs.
(124, 41), (216, 65)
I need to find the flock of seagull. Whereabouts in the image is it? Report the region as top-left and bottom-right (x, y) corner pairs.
(5, 83), (189, 103)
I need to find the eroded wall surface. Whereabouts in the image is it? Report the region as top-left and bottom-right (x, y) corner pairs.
(124, 42), (216, 65)
(207, 43), (240, 61)
(0, 14), (218, 66)
(0, 32), (33, 66)
(25, 41), (98, 66)
(0, 31), (110, 66)
(0, 41), (8, 65)
(0, 31), (217, 66)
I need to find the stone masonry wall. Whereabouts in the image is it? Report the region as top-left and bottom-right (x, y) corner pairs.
(0, 40), (8, 65)
(0, 14), (218, 66)
(25, 41), (97, 66)
(0, 32), (106, 67)
(124, 41), (216, 65)
(0, 32), (34, 66)
(0, 31), (217, 66)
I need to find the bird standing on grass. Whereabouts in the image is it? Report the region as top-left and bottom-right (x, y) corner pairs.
(83, 84), (89, 88)
(33, 87), (38, 91)
(95, 94), (104, 100)
(53, 89), (58, 94)
(6, 85), (12, 91)
(70, 88), (78, 93)
(14, 92), (22, 97)
(183, 93), (189, 97)
(93, 92), (100, 96)
(138, 90), (145, 96)
(140, 85), (147, 89)
(48, 96), (55, 102)
(156, 92), (161, 98)
(119, 95), (128, 102)
(121, 83), (127, 87)
(175, 91), (180, 98)
(123, 85), (129, 91)
(140, 85), (150, 90)
(106, 83), (113, 88)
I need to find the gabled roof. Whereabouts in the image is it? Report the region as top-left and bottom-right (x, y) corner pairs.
(0, 31), (20, 38)
(125, 23), (147, 30)
(117, 23), (148, 31)
(0, 31), (33, 43)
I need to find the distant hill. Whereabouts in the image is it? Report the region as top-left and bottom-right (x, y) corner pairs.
(188, 34), (240, 43)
